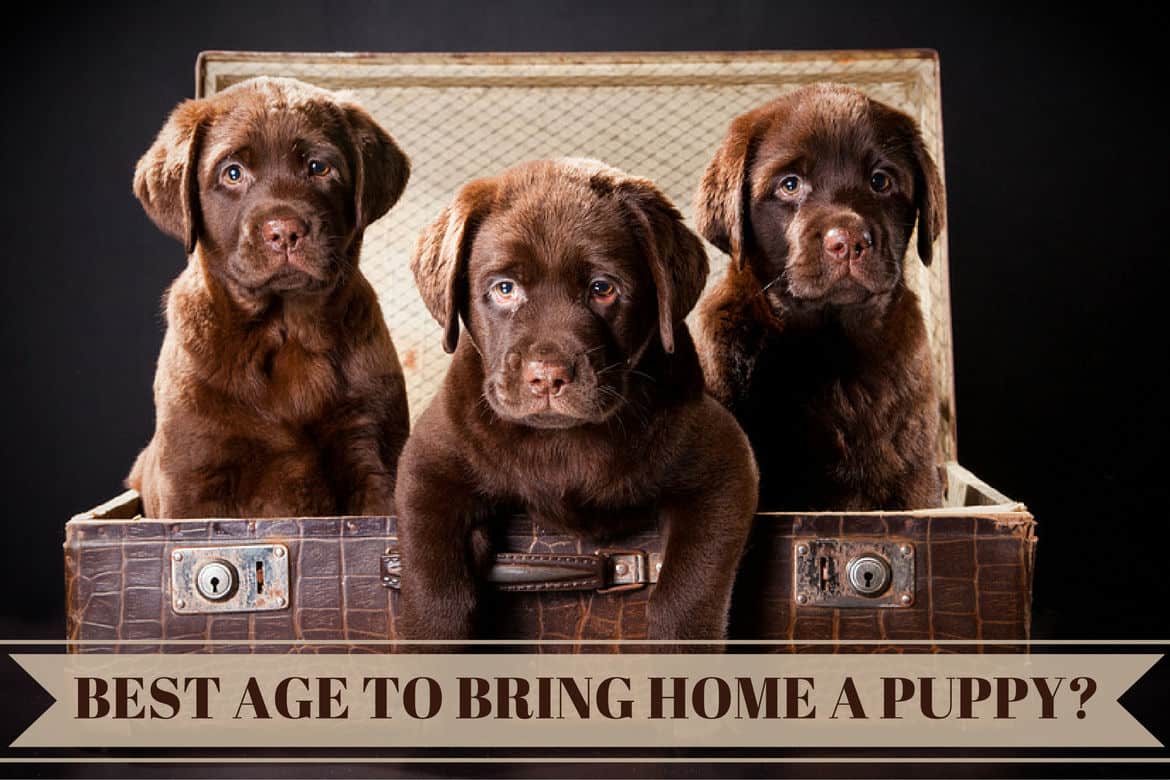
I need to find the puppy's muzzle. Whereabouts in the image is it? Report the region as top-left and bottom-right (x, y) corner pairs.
(505, 343), (578, 397)
(522, 358), (575, 398)
(822, 224), (873, 268)
(263, 216), (309, 254)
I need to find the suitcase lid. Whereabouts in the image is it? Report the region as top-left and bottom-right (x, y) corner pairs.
(194, 50), (957, 461)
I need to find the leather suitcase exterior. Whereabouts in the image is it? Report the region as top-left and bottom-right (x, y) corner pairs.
(65, 491), (664, 651)
(65, 464), (1034, 650)
(732, 462), (1035, 644)
(64, 50), (1036, 650)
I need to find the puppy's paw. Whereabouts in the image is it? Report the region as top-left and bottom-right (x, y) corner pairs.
(647, 605), (728, 653)
(397, 583), (479, 650)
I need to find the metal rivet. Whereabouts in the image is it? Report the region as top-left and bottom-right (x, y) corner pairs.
(796, 593), (809, 605)
(615, 562), (628, 575)
(174, 598), (186, 610)
(171, 551), (182, 562)
(796, 543), (809, 556)
(275, 596), (286, 608)
(273, 546), (284, 558)
(900, 545), (913, 557)
(900, 593), (913, 606)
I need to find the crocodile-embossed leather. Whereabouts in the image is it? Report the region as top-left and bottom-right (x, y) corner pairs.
(63, 513), (665, 652)
(65, 516), (399, 653)
(64, 495), (1036, 653)
(730, 513), (1037, 645)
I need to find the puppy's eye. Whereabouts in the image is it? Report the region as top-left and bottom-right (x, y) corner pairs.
(308, 160), (331, 177)
(222, 164), (244, 185)
(589, 279), (618, 304)
(490, 280), (523, 305)
(778, 175), (802, 196)
(870, 171), (893, 193)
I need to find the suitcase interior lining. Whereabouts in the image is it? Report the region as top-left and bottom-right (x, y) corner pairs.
(196, 49), (959, 465)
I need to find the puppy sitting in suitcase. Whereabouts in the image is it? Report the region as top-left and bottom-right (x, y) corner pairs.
(695, 84), (946, 511)
(129, 77), (411, 518)
(398, 158), (759, 640)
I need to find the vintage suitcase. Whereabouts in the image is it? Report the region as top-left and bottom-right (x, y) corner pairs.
(65, 50), (1036, 650)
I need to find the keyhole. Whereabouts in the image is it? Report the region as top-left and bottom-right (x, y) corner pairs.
(847, 555), (891, 596)
(195, 561), (236, 602)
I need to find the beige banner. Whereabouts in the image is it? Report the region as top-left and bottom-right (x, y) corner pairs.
(10, 653), (1161, 749)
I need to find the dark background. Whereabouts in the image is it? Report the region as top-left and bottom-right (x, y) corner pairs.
(1, 0), (1167, 642)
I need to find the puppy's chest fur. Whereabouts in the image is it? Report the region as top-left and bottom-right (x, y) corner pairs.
(147, 268), (361, 516)
(171, 268), (342, 427)
(714, 286), (937, 510)
(444, 367), (684, 539)
(236, 312), (340, 422)
(510, 434), (669, 538)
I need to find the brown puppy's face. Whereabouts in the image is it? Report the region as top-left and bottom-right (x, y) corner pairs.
(468, 194), (658, 427)
(749, 94), (920, 306)
(134, 77), (409, 300)
(197, 103), (355, 296)
(412, 159), (708, 430)
(696, 84), (945, 312)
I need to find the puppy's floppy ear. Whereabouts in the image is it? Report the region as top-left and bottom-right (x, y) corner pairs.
(694, 111), (757, 267)
(411, 179), (496, 354)
(909, 127), (946, 266)
(616, 177), (710, 354)
(342, 103), (411, 230)
(133, 99), (211, 254)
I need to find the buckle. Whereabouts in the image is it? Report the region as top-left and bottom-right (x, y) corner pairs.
(596, 548), (650, 593)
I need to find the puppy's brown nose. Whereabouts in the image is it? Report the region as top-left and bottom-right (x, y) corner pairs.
(263, 217), (309, 253)
(823, 227), (873, 264)
(523, 360), (574, 397)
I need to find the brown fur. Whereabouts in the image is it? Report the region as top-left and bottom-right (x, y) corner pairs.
(694, 84), (945, 511)
(397, 159), (758, 639)
(128, 77), (411, 518)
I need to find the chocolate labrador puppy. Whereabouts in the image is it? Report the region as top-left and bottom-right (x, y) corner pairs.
(397, 159), (758, 639)
(695, 84), (945, 511)
(128, 77), (411, 518)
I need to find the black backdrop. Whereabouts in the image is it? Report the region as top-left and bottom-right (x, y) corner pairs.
(1, 1), (1167, 640)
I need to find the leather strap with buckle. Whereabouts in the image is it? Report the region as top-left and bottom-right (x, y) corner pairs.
(381, 548), (662, 593)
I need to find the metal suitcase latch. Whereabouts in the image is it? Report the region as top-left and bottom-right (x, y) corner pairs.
(793, 539), (915, 608)
(170, 544), (290, 614)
